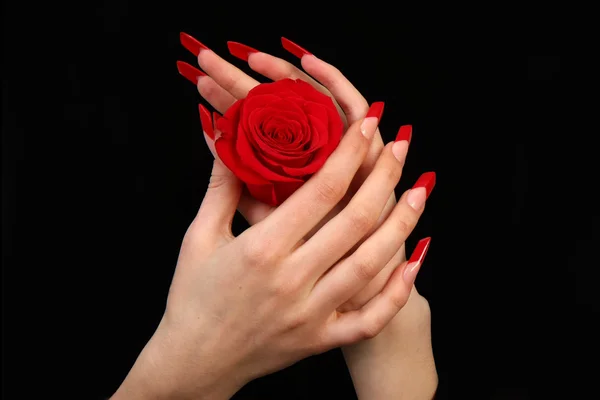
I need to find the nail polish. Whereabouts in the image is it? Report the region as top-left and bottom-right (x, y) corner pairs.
(360, 102), (385, 139)
(177, 61), (206, 84)
(407, 172), (436, 210)
(180, 32), (209, 57)
(403, 237), (431, 284)
(212, 111), (222, 126)
(412, 172), (436, 198)
(281, 37), (312, 59)
(395, 125), (412, 144)
(198, 104), (214, 140)
(366, 101), (385, 120)
(227, 41), (259, 62)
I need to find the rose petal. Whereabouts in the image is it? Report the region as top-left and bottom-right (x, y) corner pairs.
(272, 180), (305, 205)
(247, 183), (278, 206)
(235, 118), (304, 183)
(215, 136), (271, 186)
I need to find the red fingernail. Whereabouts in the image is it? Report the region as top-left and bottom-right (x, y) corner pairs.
(177, 61), (206, 84)
(366, 102), (385, 121)
(412, 172), (436, 199)
(180, 32), (209, 57)
(395, 125), (412, 143)
(227, 41), (259, 62)
(408, 237), (431, 265)
(212, 111), (222, 126)
(403, 237), (431, 284)
(281, 37), (312, 59)
(198, 104), (214, 140)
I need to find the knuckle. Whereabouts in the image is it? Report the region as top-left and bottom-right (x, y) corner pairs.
(395, 219), (412, 238)
(379, 162), (401, 183)
(390, 291), (410, 310)
(207, 171), (230, 190)
(221, 73), (241, 93)
(242, 238), (276, 265)
(271, 273), (303, 298)
(285, 306), (310, 330)
(352, 253), (379, 281)
(347, 206), (377, 234)
(361, 317), (385, 339)
(315, 175), (347, 204)
(198, 79), (219, 100)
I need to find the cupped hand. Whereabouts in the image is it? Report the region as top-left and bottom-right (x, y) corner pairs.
(112, 108), (431, 400)
(176, 34), (419, 312)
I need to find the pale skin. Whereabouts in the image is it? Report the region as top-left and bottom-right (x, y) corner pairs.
(111, 41), (436, 399)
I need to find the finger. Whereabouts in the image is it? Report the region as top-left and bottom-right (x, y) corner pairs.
(195, 112), (242, 238)
(226, 41), (348, 123)
(281, 37), (391, 204)
(309, 171), (435, 309)
(292, 133), (411, 277)
(337, 244), (406, 312)
(181, 32), (259, 99)
(325, 237), (431, 346)
(176, 59), (238, 113)
(197, 76), (238, 113)
(281, 37), (368, 126)
(261, 102), (384, 248)
(200, 107), (275, 225)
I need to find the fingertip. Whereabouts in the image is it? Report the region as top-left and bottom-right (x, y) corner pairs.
(198, 104), (214, 140)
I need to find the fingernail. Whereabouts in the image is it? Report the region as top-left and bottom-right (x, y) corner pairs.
(198, 104), (214, 140)
(212, 111), (222, 126)
(403, 237), (431, 285)
(227, 41), (259, 62)
(396, 125), (412, 144)
(177, 61), (206, 84)
(407, 172), (435, 210)
(180, 32), (209, 57)
(281, 37), (312, 59)
(392, 125), (412, 163)
(360, 102), (384, 139)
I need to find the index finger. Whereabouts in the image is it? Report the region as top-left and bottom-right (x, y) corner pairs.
(260, 102), (384, 249)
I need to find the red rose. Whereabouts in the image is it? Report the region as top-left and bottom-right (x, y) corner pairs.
(215, 78), (344, 206)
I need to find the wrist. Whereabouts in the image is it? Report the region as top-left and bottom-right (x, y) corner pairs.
(342, 289), (437, 399)
(112, 318), (246, 400)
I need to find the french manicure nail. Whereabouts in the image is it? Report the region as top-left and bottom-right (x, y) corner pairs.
(281, 37), (312, 59)
(413, 172), (436, 198)
(198, 104), (214, 140)
(396, 125), (412, 144)
(392, 125), (412, 162)
(180, 32), (209, 57)
(177, 61), (206, 84)
(392, 141), (409, 163)
(227, 41), (259, 62)
(360, 102), (385, 139)
(407, 172), (436, 210)
(403, 237), (431, 284)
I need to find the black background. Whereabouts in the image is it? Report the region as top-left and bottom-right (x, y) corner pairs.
(3, 2), (592, 399)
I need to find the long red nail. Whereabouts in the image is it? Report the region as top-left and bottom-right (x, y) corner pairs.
(227, 41), (259, 62)
(412, 172), (436, 199)
(366, 102), (385, 121)
(281, 37), (312, 59)
(198, 104), (214, 140)
(395, 125), (412, 143)
(180, 32), (209, 57)
(403, 237), (431, 284)
(177, 61), (206, 84)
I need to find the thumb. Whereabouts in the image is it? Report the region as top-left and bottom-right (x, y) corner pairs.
(196, 106), (242, 238)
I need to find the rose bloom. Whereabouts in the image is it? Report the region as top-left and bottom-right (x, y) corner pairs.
(215, 78), (344, 206)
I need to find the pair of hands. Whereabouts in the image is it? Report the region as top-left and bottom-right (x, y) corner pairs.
(112, 35), (436, 400)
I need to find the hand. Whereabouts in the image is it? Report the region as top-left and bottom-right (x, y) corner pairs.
(175, 36), (438, 399)
(112, 104), (431, 399)
(177, 34), (409, 312)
